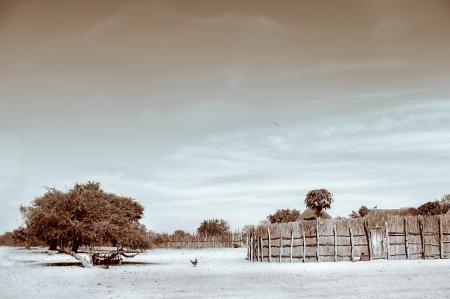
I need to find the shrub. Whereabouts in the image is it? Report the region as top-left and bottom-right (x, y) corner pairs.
(418, 201), (447, 215)
(267, 209), (301, 223)
(349, 205), (372, 218)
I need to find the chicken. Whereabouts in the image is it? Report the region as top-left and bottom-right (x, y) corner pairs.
(190, 258), (198, 267)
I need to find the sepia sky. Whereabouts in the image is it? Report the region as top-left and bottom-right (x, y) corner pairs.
(1, 0), (450, 233)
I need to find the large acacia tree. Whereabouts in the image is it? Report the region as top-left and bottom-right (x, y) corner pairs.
(20, 182), (151, 267)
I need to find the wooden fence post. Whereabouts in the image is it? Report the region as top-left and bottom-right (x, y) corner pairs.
(302, 222), (306, 263)
(259, 236), (263, 262)
(385, 221), (390, 260)
(246, 235), (249, 260)
(349, 224), (354, 262)
(316, 217), (320, 262)
(268, 227), (272, 263)
(333, 223), (337, 262)
(256, 235), (260, 261)
(249, 236), (252, 259)
(439, 216), (444, 259)
(404, 217), (409, 260)
(290, 230), (294, 263)
(364, 221), (372, 260)
(419, 218), (425, 259)
(250, 235), (253, 261)
(279, 233), (282, 262)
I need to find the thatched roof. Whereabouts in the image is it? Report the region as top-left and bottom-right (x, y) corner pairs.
(297, 208), (332, 221)
(366, 208), (418, 218)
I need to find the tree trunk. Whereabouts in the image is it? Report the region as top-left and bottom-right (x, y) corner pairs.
(49, 240), (58, 251)
(71, 241), (80, 253)
(58, 248), (92, 268)
(316, 208), (322, 218)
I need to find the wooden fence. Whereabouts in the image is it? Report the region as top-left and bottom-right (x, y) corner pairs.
(152, 233), (246, 249)
(247, 215), (450, 262)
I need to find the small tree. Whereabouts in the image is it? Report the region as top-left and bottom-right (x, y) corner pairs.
(349, 205), (371, 218)
(440, 194), (450, 213)
(305, 189), (333, 217)
(197, 219), (230, 238)
(349, 211), (359, 218)
(418, 201), (447, 215)
(20, 182), (151, 267)
(358, 205), (371, 217)
(267, 209), (301, 224)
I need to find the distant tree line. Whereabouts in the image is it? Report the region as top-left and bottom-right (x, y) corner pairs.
(148, 219), (244, 248)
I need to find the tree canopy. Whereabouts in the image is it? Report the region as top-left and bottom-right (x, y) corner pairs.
(267, 209), (301, 224)
(197, 219), (230, 237)
(20, 182), (151, 266)
(417, 200), (448, 216)
(304, 189), (333, 216)
(440, 194), (450, 212)
(349, 205), (372, 218)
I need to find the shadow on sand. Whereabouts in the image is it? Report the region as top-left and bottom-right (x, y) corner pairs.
(39, 261), (160, 267)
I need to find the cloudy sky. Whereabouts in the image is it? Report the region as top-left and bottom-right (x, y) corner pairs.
(1, 0), (450, 233)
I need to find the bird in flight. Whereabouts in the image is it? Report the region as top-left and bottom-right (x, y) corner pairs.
(190, 258), (198, 267)
(272, 121), (280, 126)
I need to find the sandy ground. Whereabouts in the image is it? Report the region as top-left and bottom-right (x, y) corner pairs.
(1, 247), (450, 299)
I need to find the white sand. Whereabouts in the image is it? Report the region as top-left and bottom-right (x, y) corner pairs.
(1, 247), (450, 299)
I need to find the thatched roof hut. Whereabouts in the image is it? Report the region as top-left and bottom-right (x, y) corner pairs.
(367, 208), (419, 217)
(365, 208), (418, 226)
(297, 208), (332, 221)
(366, 208), (418, 218)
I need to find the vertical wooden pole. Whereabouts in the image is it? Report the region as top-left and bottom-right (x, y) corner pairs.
(302, 222), (306, 263)
(419, 218), (425, 259)
(279, 234), (282, 262)
(439, 216), (444, 259)
(385, 221), (390, 260)
(260, 236), (263, 262)
(316, 217), (320, 262)
(364, 220), (372, 260)
(250, 235), (253, 261)
(268, 227), (272, 263)
(253, 235), (256, 261)
(404, 217), (409, 260)
(246, 235), (249, 260)
(349, 224), (354, 262)
(333, 223), (337, 262)
(290, 230), (294, 263)
(256, 235), (260, 261)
